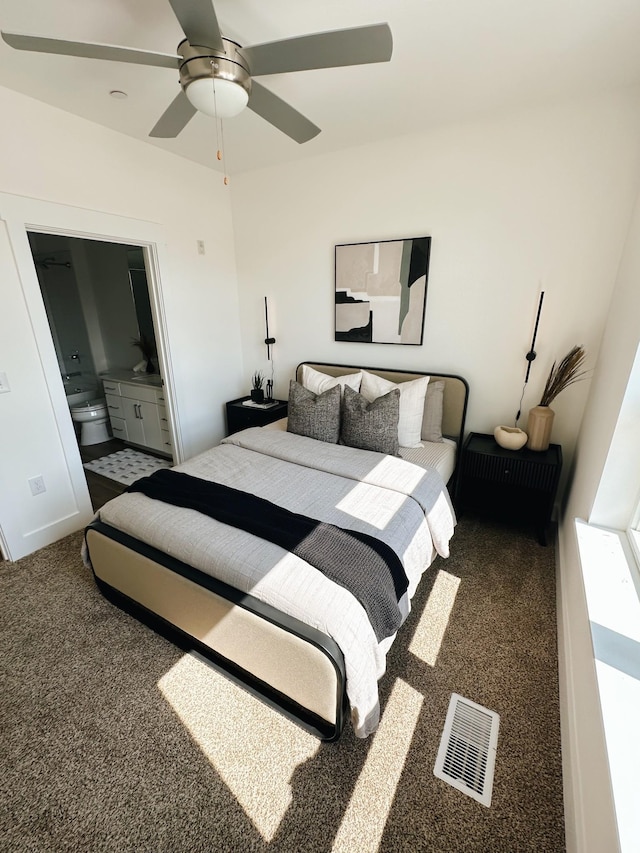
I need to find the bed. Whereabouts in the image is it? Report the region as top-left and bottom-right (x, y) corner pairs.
(83, 362), (469, 741)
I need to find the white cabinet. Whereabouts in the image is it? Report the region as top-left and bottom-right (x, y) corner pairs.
(103, 378), (172, 457)
(104, 392), (128, 441)
(156, 390), (173, 456)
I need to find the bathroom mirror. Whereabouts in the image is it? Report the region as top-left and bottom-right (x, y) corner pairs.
(29, 234), (160, 398)
(127, 248), (157, 360)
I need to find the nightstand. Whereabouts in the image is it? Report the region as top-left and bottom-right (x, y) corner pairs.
(456, 432), (562, 545)
(225, 396), (288, 436)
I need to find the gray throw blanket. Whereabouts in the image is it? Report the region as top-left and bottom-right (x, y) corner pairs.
(127, 468), (409, 642)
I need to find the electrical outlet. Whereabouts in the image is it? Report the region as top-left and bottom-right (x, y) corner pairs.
(197, 240), (205, 255)
(28, 475), (46, 496)
(0, 371), (9, 393)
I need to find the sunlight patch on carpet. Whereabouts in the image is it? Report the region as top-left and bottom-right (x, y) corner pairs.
(409, 569), (460, 667)
(157, 653), (319, 841)
(331, 678), (423, 852)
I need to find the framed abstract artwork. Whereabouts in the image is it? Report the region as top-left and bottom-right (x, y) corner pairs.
(335, 236), (431, 345)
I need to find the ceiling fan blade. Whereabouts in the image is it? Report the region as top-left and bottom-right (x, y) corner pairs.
(248, 80), (320, 144)
(243, 23), (392, 76)
(1, 30), (180, 69)
(149, 91), (197, 138)
(167, 0), (224, 52)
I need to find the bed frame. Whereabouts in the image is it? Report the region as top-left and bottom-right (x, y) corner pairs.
(85, 363), (468, 741)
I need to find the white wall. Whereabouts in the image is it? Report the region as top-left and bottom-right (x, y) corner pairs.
(229, 90), (640, 850)
(1, 54), (640, 851)
(557, 181), (640, 853)
(230, 89), (640, 473)
(0, 85), (244, 560)
(574, 184), (640, 528)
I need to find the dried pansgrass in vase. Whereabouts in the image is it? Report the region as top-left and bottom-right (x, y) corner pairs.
(526, 345), (587, 451)
(538, 345), (587, 407)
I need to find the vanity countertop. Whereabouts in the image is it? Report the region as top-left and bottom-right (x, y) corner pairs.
(100, 370), (163, 388)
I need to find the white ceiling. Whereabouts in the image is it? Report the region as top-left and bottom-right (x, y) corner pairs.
(1, 0), (640, 176)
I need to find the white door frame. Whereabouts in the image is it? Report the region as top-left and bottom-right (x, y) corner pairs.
(0, 192), (183, 559)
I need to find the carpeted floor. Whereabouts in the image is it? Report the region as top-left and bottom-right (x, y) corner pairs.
(0, 515), (565, 853)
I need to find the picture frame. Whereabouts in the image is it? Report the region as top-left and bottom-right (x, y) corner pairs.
(335, 236), (431, 345)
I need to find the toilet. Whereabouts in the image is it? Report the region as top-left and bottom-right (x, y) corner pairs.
(70, 398), (110, 445)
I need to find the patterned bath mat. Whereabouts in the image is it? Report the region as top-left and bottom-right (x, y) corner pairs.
(83, 449), (171, 486)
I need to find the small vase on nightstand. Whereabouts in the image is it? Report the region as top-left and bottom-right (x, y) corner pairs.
(526, 406), (555, 451)
(494, 425), (528, 450)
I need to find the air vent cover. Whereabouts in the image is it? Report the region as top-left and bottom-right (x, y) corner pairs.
(434, 693), (500, 807)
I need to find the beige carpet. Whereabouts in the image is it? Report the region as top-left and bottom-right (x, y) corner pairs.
(0, 515), (564, 852)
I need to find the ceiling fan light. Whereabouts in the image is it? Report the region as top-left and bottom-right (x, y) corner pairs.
(185, 77), (248, 119)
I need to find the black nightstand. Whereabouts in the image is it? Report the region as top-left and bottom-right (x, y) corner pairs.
(456, 432), (562, 545)
(225, 396), (288, 436)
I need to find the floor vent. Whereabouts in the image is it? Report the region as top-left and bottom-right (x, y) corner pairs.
(434, 693), (500, 807)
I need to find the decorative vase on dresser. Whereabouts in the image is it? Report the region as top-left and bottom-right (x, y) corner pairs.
(526, 405), (555, 451)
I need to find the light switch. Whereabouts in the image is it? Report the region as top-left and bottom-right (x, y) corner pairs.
(0, 372), (10, 393)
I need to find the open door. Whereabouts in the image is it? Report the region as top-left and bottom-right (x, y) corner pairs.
(0, 192), (181, 561)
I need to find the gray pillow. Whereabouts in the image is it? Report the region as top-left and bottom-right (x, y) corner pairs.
(287, 380), (341, 443)
(423, 379), (445, 443)
(341, 385), (400, 456)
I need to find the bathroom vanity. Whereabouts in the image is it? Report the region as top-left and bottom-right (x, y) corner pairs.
(101, 372), (172, 458)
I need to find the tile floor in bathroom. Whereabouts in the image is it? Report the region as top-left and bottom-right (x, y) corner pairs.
(80, 438), (129, 511)
(80, 438), (171, 511)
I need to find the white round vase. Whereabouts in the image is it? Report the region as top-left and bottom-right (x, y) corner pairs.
(494, 425), (528, 451)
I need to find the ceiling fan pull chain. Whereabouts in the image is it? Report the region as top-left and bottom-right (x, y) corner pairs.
(220, 119), (229, 185)
(210, 66), (228, 185)
(211, 63), (222, 160)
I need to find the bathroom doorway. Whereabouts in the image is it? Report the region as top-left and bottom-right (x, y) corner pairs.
(28, 231), (171, 510)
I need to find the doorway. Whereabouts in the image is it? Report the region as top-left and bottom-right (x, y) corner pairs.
(28, 231), (172, 511)
(0, 192), (184, 561)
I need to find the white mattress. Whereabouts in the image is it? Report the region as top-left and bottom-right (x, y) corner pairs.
(399, 438), (457, 483)
(265, 419), (456, 483)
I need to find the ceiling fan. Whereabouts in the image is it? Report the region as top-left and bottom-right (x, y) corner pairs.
(1, 0), (393, 144)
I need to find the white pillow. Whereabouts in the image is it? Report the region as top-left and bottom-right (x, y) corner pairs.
(302, 365), (362, 396)
(359, 370), (430, 448)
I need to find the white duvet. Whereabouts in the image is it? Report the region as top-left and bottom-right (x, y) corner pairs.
(92, 427), (456, 737)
